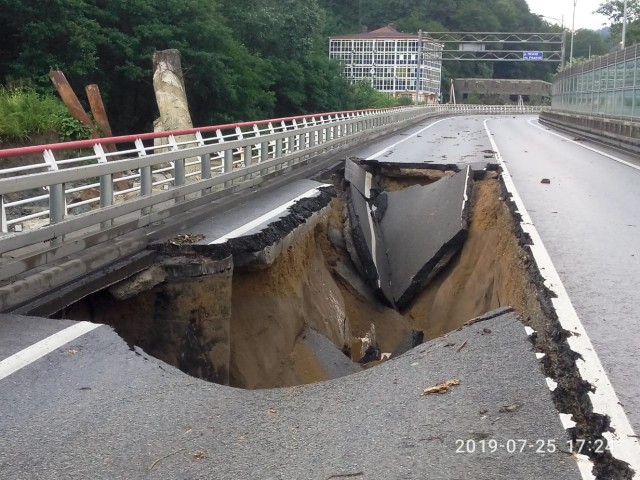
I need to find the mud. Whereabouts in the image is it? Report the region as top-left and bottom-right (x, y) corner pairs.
(404, 176), (545, 341)
(229, 232), (351, 389)
(55, 170), (547, 392)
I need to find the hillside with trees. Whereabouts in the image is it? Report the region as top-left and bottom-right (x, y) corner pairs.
(0, 0), (625, 140)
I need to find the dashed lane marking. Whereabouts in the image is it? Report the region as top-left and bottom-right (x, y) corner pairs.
(485, 119), (640, 479)
(366, 118), (448, 160)
(0, 321), (101, 381)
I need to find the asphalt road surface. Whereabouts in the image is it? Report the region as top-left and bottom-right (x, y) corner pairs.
(356, 115), (640, 433)
(1, 113), (638, 479)
(0, 311), (581, 480)
(486, 116), (640, 434)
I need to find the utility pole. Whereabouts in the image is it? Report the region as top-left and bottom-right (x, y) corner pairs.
(622, 0), (628, 49)
(570, 0), (577, 65)
(416, 30), (423, 106)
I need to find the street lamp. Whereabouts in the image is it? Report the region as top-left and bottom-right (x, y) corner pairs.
(622, 0), (628, 49)
(569, 0), (577, 65)
(537, 14), (565, 29)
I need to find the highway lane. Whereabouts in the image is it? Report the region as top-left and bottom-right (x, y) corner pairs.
(357, 115), (497, 168)
(352, 113), (640, 471)
(487, 116), (640, 434)
(0, 312), (581, 480)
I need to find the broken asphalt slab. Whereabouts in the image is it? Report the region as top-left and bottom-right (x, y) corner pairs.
(377, 166), (472, 308)
(0, 310), (583, 479)
(345, 159), (472, 308)
(151, 179), (334, 267)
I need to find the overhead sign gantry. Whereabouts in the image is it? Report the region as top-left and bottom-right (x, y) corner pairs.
(423, 32), (566, 66)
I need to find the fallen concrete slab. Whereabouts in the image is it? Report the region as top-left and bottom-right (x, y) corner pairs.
(0, 310), (584, 479)
(377, 166), (472, 308)
(299, 328), (362, 379)
(344, 182), (383, 289)
(344, 157), (377, 199)
(345, 160), (472, 308)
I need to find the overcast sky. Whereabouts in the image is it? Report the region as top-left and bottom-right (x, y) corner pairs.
(527, 0), (610, 30)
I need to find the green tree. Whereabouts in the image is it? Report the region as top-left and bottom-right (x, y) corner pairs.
(571, 28), (611, 59)
(0, 0), (276, 133)
(221, 0), (359, 116)
(596, 0), (640, 47)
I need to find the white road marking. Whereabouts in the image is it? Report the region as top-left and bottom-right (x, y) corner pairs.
(485, 119), (640, 479)
(528, 118), (640, 172)
(209, 186), (327, 244)
(366, 118), (448, 160)
(0, 321), (101, 381)
(365, 201), (381, 289)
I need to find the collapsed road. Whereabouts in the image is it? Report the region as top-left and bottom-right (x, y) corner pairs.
(0, 115), (639, 479)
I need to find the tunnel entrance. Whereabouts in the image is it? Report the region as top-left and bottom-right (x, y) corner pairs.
(54, 165), (546, 390)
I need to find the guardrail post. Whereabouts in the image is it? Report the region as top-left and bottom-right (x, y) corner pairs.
(174, 157), (185, 187)
(135, 139), (153, 215)
(275, 137), (283, 170)
(1, 195), (7, 234)
(201, 153), (211, 196)
(243, 144), (252, 168)
(100, 173), (114, 228)
(141, 166), (152, 215)
(50, 183), (65, 245)
(309, 126), (316, 149)
(260, 141), (269, 176)
(243, 144), (252, 180)
(224, 149), (233, 188)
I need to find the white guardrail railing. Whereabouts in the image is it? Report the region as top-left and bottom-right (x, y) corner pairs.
(0, 104), (539, 265)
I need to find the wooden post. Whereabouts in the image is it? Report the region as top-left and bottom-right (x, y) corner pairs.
(49, 70), (98, 138)
(85, 84), (113, 138)
(152, 49), (199, 177)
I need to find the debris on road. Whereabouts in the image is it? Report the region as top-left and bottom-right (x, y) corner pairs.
(421, 379), (461, 396)
(167, 233), (206, 246)
(326, 472), (364, 479)
(192, 451), (206, 460)
(499, 402), (523, 413)
(149, 448), (186, 470)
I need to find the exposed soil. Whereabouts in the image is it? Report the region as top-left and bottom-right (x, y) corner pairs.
(57, 264), (233, 385)
(229, 232), (349, 389)
(55, 169), (547, 391)
(382, 168), (455, 192)
(404, 176), (546, 340)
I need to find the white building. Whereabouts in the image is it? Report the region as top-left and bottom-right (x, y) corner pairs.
(329, 25), (442, 103)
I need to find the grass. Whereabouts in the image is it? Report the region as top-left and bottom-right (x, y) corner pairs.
(0, 86), (90, 143)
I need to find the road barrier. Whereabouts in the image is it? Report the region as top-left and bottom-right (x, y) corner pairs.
(540, 109), (640, 155)
(0, 104), (539, 285)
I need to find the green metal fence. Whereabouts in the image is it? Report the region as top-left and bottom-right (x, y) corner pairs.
(552, 44), (640, 119)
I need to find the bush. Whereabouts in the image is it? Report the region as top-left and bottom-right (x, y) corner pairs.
(0, 87), (90, 143)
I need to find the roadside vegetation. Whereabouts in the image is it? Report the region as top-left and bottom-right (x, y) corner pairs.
(0, 87), (90, 144)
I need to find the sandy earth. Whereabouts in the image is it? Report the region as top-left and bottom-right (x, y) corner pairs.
(405, 177), (546, 340)
(57, 173), (549, 391)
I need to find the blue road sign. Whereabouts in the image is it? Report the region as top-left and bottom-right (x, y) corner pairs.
(523, 51), (544, 60)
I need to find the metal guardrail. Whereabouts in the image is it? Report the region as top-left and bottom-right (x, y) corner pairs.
(0, 104), (538, 282)
(433, 105), (542, 114)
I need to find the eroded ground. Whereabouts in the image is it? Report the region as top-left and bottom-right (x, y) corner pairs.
(56, 167), (547, 390)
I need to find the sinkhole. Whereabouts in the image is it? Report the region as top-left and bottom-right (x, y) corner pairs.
(52, 163), (546, 390)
